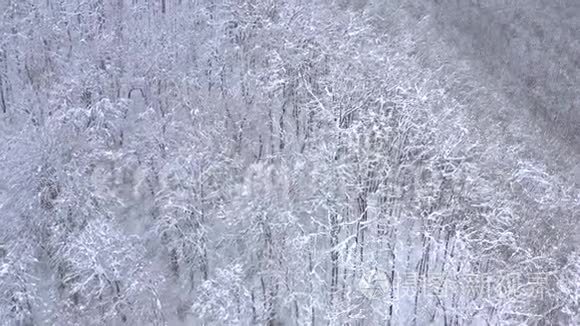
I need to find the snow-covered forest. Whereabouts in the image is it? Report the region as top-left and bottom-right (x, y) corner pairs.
(0, 0), (578, 325)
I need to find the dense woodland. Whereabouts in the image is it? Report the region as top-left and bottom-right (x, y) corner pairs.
(0, 0), (578, 325)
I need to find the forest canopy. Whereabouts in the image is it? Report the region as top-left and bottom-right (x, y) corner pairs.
(0, 0), (578, 325)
